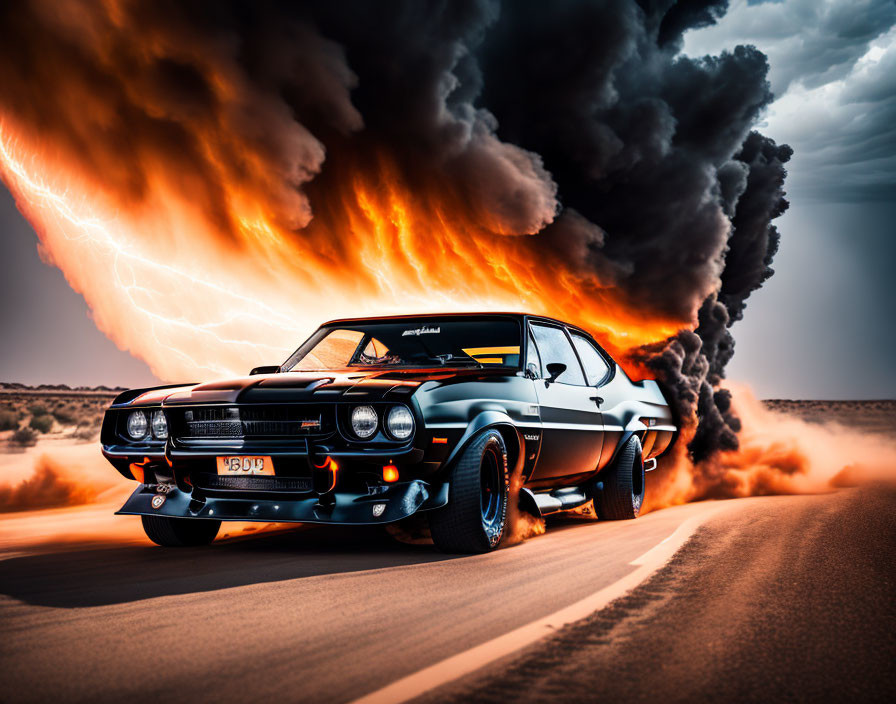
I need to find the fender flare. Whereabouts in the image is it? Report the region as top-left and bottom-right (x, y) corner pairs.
(442, 410), (525, 478)
(601, 427), (645, 472)
(111, 383), (196, 406)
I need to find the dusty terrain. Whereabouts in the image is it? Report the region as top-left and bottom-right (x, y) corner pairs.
(764, 398), (896, 435)
(0, 394), (893, 703)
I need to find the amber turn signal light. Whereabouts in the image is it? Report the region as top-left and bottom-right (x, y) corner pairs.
(383, 464), (399, 483)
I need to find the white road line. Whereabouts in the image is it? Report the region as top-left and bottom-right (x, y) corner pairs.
(351, 504), (724, 704)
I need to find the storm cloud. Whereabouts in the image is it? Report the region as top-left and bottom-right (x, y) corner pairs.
(685, 0), (896, 202)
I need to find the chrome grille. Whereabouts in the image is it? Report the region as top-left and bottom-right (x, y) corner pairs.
(183, 407), (242, 437)
(177, 405), (329, 439)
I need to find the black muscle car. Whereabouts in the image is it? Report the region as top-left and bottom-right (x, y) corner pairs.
(101, 313), (677, 553)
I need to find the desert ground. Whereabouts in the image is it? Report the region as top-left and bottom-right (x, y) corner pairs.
(0, 389), (894, 703)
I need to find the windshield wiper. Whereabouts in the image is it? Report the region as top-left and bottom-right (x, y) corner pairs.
(411, 339), (484, 367)
(437, 353), (483, 368)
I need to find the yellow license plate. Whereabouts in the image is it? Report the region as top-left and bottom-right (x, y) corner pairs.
(216, 456), (274, 475)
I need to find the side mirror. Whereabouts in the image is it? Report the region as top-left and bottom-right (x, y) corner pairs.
(250, 365), (281, 376)
(545, 362), (566, 383)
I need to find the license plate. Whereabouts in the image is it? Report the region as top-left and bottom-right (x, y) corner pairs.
(216, 456), (274, 475)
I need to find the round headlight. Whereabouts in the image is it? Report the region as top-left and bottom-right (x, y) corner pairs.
(151, 410), (168, 439)
(386, 406), (414, 440)
(350, 405), (378, 439)
(127, 410), (148, 439)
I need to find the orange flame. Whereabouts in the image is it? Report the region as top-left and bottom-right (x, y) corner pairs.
(0, 120), (682, 382)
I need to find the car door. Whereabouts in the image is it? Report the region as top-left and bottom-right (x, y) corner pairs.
(528, 322), (604, 482)
(568, 330), (616, 470)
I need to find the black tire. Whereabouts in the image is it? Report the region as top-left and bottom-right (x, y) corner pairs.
(141, 515), (221, 547)
(596, 435), (645, 520)
(428, 429), (509, 554)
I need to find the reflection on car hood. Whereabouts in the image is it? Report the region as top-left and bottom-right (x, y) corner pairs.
(115, 367), (517, 406)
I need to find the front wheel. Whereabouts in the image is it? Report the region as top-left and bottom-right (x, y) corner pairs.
(141, 515), (221, 547)
(428, 429), (509, 554)
(595, 435), (645, 520)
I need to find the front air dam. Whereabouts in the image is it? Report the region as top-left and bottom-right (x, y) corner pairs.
(116, 480), (449, 525)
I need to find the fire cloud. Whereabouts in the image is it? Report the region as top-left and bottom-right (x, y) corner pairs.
(0, 1), (834, 515)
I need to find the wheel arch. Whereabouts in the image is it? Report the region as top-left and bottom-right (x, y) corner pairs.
(600, 429), (646, 474)
(442, 411), (523, 478)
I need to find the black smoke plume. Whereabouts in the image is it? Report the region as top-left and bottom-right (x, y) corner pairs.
(476, 0), (791, 461)
(0, 0), (790, 468)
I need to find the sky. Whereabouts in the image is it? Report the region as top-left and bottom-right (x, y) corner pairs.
(0, 0), (894, 398)
(682, 0), (896, 398)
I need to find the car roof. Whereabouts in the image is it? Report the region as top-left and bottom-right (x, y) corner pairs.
(320, 312), (594, 337)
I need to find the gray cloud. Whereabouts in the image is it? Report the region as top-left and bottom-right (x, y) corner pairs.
(684, 0), (896, 202)
(687, 0), (896, 94)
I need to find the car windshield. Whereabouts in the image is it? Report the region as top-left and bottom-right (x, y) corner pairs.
(282, 318), (522, 371)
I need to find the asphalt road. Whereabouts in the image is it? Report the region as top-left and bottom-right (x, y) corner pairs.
(1, 488), (892, 703)
(420, 484), (896, 704)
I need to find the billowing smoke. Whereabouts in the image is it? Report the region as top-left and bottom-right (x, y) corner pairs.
(0, 1), (790, 487)
(475, 1), (791, 467)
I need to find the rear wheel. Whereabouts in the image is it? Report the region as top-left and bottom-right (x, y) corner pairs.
(595, 435), (644, 520)
(429, 429), (509, 554)
(141, 515), (221, 547)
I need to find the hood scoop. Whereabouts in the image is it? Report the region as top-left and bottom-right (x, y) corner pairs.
(191, 377), (255, 392)
(253, 375), (335, 389)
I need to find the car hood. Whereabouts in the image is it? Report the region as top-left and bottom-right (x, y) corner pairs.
(114, 367), (516, 406)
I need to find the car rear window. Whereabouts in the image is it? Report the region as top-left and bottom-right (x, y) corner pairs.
(529, 324), (586, 385)
(570, 333), (611, 385)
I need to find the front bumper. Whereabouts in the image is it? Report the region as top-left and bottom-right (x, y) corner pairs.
(101, 443), (428, 482)
(116, 479), (449, 525)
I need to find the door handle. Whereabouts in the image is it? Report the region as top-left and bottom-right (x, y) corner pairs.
(590, 396), (604, 406)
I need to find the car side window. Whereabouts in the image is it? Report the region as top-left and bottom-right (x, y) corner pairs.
(570, 332), (611, 386)
(358, 337), (390, 363)
(526, 333), (541, 379)
(530, 324), (586, 385)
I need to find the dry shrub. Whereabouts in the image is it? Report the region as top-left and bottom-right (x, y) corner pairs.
(10, 427), (37, 447)
(29, 414), (54, 434)
(75, 413), (103, 431)
(27, 402), (49, 417)
(0, 409), (19, 431)
(73, 425), (99, 442)
(52, 405), (78, 425)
